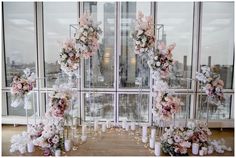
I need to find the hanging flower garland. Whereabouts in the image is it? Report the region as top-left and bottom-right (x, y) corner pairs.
(75, 11), (102, 59)
(153, 92), (182, 122)
(196, 66), (224, 103)
(148, 42), (176, 79)
(131, 11), (155, 55)
(10, 68), (36, 108)
(58, 39), (80, 76)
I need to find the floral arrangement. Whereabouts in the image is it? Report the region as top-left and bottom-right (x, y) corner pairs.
(33, 120), (64, 155)
(148, 42), (176, 78)
(161, 126), (191, 156)
(28, 122), (44, 141)
(10, 131), (28, 154)
(185, 121), (212, 147)
(196, 66), (224, 102)
(45, 90), (71, 119)
(131, 11), (155, 55)
(75, 11), (102, 59)
(10, 68), (36, 108)
(153, 92), (182, 121)
(30, 85), (72, 155)
(58, 39), (80, 76)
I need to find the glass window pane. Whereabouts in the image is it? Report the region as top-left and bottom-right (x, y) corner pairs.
(120, 2), (151, 89)
(197, 94), (232, 120)
(173, 94), (191, 119)
(3, 2), (37, 87)
(43, 2), (78, 87)
(83, 2), (115, 88)
(7, 92), (38, 117)
(118, 93), (149, 122)
(157, 2), (193, 88)
(84, 93), (114, 121)
(201, 2), (234, 89)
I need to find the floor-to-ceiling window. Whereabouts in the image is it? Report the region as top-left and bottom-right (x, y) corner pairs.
(2, 2), (234, 127)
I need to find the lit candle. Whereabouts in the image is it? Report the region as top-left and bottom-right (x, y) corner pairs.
(125, 124), (129, 131)
(154, 142), (161, 156)
(131, 122), (136, 131)
(192, 143), (199, 155)
(82, 124), (87, 136)
(142, 125), (147, 138)
(149, 137), (155, 149)
(151, 128), (156, 139)
(122, 119), (127, 129)
(102, 123), (106, 132)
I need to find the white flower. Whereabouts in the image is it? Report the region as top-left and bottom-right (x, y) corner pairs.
(136, 41), (141, 45)
(187, 121), (195, 129)
(82, 31), (88, 37)
(137, 30), (143, 36)
(154, 56), (158, 60)
(155, 62), (160, 67)
(167, 138), (173, 144)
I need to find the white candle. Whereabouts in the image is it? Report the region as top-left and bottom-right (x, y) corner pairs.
(81, 135), (87, 142)
(106, 120), (111, 128)
(192, 143), (199, 155)
(125, 124), (129, 131)
(154, 142), (161, 156)
(199, 150), (204, 156)
(149, 137), (155, 149)
(122, 119), (127, 129)
(82, 124), (87, 136)
(131, 122), (136, 131)
(151, 128), (156, 139)
(202, 147), (207, 155)
(142, 125), (147, 138)
(94, 120), (98, 131)
(102, 123), (106, 132)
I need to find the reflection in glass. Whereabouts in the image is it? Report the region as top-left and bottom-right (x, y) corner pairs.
(43, 2), (78, 87)
(84, 2), (115, 88)
(197, 94), (232, 120)
(201, 2), (234, 89)
(120, 2), (151, 89)
(7, 92), (38, 116)
(84, 93), (114, 121)
(118, 94), (149, 122)
(3, 2), (36, 86)
(173, 94), (191, 119)
(157, 2), (193, 88)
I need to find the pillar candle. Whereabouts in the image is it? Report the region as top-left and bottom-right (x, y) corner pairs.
(82, 124), (87, 136)
(94, 120), (98, 131)
(102, 123), (106, 132)
(142, 125), (147, 138)
(199, 150), (204, 156)
(131, 122), (136, 131)
(122, 119), (127, 129)
(154, 142), (161, 156)
(106, 120), (111, 128)
(149, 137), (155, 149)
(151, 128), (156, 139)
(125, 124), (129, 131)
(192, 143), (199, 155)
(202, 147), (208, 155)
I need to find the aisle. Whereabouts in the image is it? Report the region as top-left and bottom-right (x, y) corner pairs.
(2, 125), (234, 156)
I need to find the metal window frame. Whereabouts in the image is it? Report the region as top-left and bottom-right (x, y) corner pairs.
(1, 2), (234, 128)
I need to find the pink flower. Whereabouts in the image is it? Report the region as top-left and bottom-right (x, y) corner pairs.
(17, 83), (22, 89)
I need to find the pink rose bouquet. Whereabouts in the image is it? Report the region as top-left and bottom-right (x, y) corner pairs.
(154, 92), (182, 121)
(58, 39), (80, 76)
(132, 11), (155, 55)
(161, 126), (191, 156)
(196, 66), (224, 102)
(75, 11), (102, 59)
(148, 42), (176, 78)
